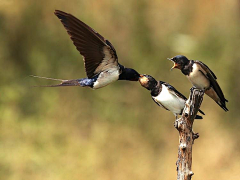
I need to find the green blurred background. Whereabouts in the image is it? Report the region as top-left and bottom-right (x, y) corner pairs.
(1, 0), (240, 179)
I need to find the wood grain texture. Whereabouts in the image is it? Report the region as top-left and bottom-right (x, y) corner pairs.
(175, 88), (204, 180)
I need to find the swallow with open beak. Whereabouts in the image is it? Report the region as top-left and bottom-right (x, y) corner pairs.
(139, 74), (205, 119)
(32, 10), (140, 88)
(168, 55), (228, 111)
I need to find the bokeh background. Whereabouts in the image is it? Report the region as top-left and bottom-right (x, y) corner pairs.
(1, 0), (240, 179)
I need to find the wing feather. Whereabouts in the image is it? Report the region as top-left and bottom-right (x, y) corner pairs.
(54, 10), (118, 78)
(162, 82), (187, 100)
(162, 82), (205, 115)
(195, 60), (217, 79)
(195, 61), (227, 103)
(151, 97), (170, 111)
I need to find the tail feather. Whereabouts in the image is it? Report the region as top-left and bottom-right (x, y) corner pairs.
(205, 87), (228, 112)
(195, 115), (203, 119)
(198, 109), (205, 115)
(30, 75), (66, 81)
(30, 75), (80, 87)
(217, 101), (229, 112)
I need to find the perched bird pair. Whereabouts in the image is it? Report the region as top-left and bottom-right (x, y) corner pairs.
(33, 10), (228, 119)
(138, 55), (229, 119)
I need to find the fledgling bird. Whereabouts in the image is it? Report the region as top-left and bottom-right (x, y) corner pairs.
(168, 55), (228, 111)
(139, 74), (205, 119)
(32, 10), (140, 89)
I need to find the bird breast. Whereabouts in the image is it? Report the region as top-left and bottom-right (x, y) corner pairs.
(93, 68), (120, 89)
(154, 85), (185, 114)
(187, 63), (210, 89)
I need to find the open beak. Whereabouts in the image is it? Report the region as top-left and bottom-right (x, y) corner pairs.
(167, 58), (178, 71)
(171, 62), (179, 71)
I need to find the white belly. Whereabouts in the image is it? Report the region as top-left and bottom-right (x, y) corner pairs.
(93, 68), (120, 89)
(154, 85), (185, 115)
(187, 63), (210, 89)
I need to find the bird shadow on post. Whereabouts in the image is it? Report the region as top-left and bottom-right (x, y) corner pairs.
(174, 88), (205, 180)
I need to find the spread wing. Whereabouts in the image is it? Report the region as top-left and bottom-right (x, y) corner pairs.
(54, 10), (118, 78)
(195, 60), (227, 103)
(151, 96), (169, 111)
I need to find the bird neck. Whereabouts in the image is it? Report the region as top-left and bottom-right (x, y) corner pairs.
(151, 81), (162, 96)
(181, 60), (193, 75)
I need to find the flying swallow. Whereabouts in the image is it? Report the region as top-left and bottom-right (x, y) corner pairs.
(32, 10), (140, 89)
(168, 55), (228, 111)
(139, 74), (205, 119)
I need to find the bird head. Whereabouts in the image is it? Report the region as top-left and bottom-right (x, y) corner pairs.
(139, 74), (157, 90)
(119, 68), (140, 81)
(168, 55), (189, 71)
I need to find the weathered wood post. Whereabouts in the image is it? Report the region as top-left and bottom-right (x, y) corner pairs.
(174, 88), (205, 180)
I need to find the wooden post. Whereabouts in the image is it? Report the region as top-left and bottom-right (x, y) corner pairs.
(174, 88), (204, 180)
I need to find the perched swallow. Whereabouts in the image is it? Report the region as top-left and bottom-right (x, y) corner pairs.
(168, 55), (228, 111)
(32, 10), (140, 89)
(139, 74), (205, 119)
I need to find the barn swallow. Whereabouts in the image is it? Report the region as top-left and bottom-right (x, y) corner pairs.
(32, 10), (139, 88)
(139, 74), (205, 119)
(168, 55), (228, 111)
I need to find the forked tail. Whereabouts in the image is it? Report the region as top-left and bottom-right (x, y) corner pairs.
(30, 75), (82, 87)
